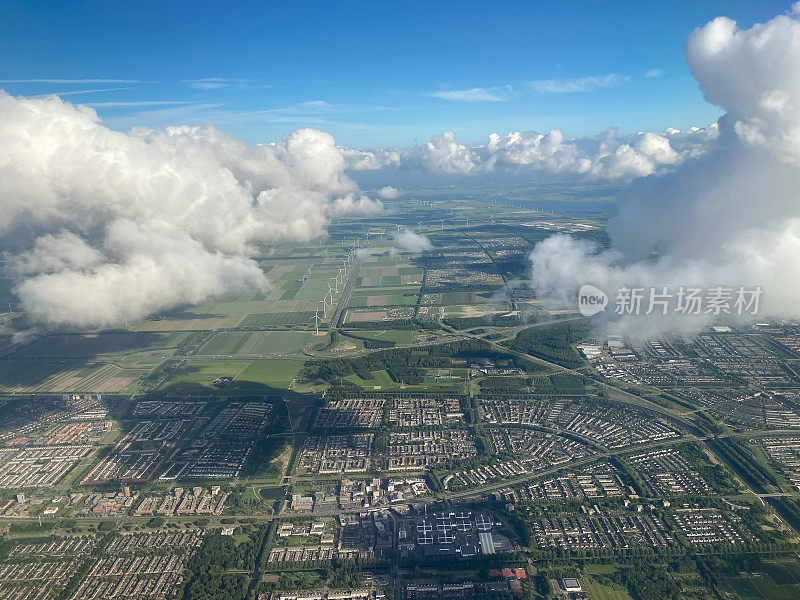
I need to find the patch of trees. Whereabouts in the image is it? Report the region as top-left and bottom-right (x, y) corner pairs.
(140, 359), (181, 389)
(303, 339), (550, 392)
(326, 558), (364, 588)
(175, 332), (210, 356)
(711, 438), (782, 493)
(503, 321), (591, 368)
(338, 330), (397, 349)
(680, 444), (740, 494)
(609, 563), (679, 600)
(769, 497), (800, 535)
(242, 409), (288, 478)
(179, 531), (264, 600)
(274, 570), (322, 591)
(549, 373), (586, 394)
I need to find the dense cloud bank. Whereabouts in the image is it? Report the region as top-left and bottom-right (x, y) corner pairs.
(404, 124), (718, 183)
(529, 3), (800, 335)
(0, 93), (381, 328)
(344, 124), (719, 184)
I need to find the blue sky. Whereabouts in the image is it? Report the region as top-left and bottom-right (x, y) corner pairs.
(0, 0), (790, 147)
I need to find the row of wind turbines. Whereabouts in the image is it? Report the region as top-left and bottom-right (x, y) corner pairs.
(311, 239), (364, 334)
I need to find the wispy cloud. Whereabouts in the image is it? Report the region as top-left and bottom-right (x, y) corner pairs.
(246, 100), (407, 117)
(270, 100), (335, 112)
(529, 74), (626, 93)
(86, 100), (189, 108)
(33, 87), (134, 97)
(182, 77), (270, 90)
(431, 86), (511, 102)
(0, 78), (147, 83)
(645, 68), (664, 78)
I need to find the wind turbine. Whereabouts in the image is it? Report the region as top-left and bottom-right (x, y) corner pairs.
(321, 291), (330, 316)
(440, 219), (445, 230)
(311, 311), (321, 334)
(331, 276), (339, 293)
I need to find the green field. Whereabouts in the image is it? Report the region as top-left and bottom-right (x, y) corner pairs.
(585, 581), (633, 600)
(5, 331), (176, 359)
(347, 329), (415, 345)
(345, 369), (397, 389)
(160, 359), (253, 393)
(294, 269), (341, 300)
(161, 358), (304, 393)
(235, 359), (305, 388)
(240, 311), (317, 327)
(726, 574), (800, 600)
(183, 299), (266, 316)
(200, 331), (316, 355)
(764, 560), (800, 585)
(345, 368), (465, 392)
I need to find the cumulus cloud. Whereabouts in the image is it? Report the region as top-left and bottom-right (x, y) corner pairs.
(328, 193), (383, 217)
(16, 222), (267, 329)
(400, 125), (718, 182)
(394, 230), (432, 252)
(411, 131), (481, 175)
(8, 232), (104, 276)
(339, 146), (402, 171)
(376, 186), (399, 199)
(0, 92), (380, 328)
(529, 4), (800, 335)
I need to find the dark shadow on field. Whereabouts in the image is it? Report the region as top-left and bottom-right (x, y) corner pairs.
(160, 310), (226, 320)
(158, 374), (297, 398)
(6, 331), (166, 359)
(0, 330), (168, 387)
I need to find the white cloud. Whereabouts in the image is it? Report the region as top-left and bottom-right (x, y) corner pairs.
(0, 93), (379, 328)
(529, 5), (800, 334)
(8, 232), (104, 276)
(431, 87), (510, 102)
(412, 130), (481, 175)
(376, 186), (399, 199)
(402, 124), (717, 183)
(33, 87), (134, 97)
(16, 222), (267, 329)
(328, 193), (383, 217)
(182, 78), (268, 90)
(85, 100), (188, 107)
(645, 69), (664, 78)
(340, 146), (402, 171)
(529, 74), (626, 93)
(395, 230), (431, 252)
